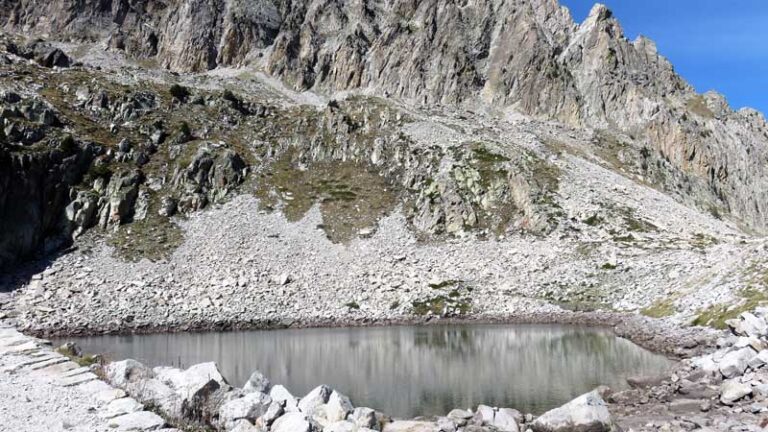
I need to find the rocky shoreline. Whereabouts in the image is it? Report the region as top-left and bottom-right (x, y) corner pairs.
(3, 309), (767, 432)
(25, 308), (763, 432)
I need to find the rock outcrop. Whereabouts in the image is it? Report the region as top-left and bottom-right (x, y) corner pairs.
(4, 0), (768, 233)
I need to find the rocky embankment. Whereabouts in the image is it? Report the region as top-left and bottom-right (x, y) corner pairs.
(3, 311), (768, 432)
(0, 326), (178, 431)
(101, 357), (617, 432)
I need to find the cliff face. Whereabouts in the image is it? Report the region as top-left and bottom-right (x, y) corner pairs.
(2, 0), (767, 234)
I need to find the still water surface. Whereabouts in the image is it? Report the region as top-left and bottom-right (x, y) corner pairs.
(59, 324), (673, 418)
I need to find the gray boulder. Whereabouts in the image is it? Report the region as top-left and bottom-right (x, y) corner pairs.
(473, 405), (495, 424)
(727, 312), (768, 338)
(243, 370), (271, 394)
(219, 392), (272, 427)
(494, 408), (522, 432)
(531, 390), (616, 432)
(436, 417), (457, 432)
(447, 408), (473, 426)
(256, 400), (284, 427)
(153, 362), (231, 423)
(37, 48), (71, 68)
(719, 347), (756, 378)
(298, 384), (332, 416)
(748, 350), (768, 370)
(130, 378), (182, 420)
(314, 390), (354, 425)
(348, 407), (379, 429)
(270, 385), (299, 411)
(97, 169), (142, 229)
(230, 419), (264, 432)
(473, 405), (519, 432)
(105, 359), (153, 388)
(271, 412), (312, 432)
(720, 380), (753, 405)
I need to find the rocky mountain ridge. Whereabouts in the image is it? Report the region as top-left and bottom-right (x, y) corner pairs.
(3, 0), (768, 237)
(1, 1), (768, 337)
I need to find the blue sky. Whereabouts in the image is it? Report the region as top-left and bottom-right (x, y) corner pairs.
(560, 0), (768, 114)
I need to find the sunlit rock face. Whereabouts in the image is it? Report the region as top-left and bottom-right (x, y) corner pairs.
(3, 0), (768, 234)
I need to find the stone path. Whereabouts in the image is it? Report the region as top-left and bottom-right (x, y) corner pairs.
(0, 326), (179, 432)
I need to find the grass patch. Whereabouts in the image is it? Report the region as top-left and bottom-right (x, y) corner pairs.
(107, 192), (185, 263)
(691, 232), (719, 249)
(254, 151), (398, 243)
(641, 299), (676, 318)
(55, 346), (101, 367)
(692, 288), (768, 329)
(583, 214), (603, 226)
(613, 206), (657, 233)
(169, 84), (190, 102)
(687, 95), (715, 119)
(428, 280), (458, 289)
(412, 295), (471, 317)
(471, 144), (510, 163)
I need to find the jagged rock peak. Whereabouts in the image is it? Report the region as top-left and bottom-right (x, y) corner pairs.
(3, 0), (768, 234)
(585, 3), (613, 22)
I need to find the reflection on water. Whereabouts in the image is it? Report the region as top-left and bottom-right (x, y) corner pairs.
(58, 324), (673, 418)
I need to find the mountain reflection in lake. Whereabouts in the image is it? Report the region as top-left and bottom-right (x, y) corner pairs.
(59, 324), (673, 418)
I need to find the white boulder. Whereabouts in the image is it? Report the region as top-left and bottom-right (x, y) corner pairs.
(243, 370), (271, 394)
(219, 392), (272, 426)
(271, 412), (311, 432)
(531, 390), (616, 432)
(108, 411), (166, 431)
(720, 380), (753, 405)
(719, 347), (756, 378)
(270, 385), (299, 412)
(298, 385), (332, 416)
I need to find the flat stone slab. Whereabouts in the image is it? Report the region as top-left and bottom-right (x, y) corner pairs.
(92, 388), (128, 405)
(60, 366), (92, 377)
(0, 328), (21, 338)
(77, 378), (115, 396)
(108, 411), (166, 431)
(0, 335), (30, 347)
(1, 352), (61, 372)
(100, 397), (144, 419)
(35, 361), (82, 380)
(0, 340), (40, 354)
(54, 371), (98, 387)
(29, 356), (70, 371)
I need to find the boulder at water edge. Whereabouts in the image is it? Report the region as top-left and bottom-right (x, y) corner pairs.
(298, 384), (332, 416)
(271, 412), (311, 432)
(531, 390), (617, 432)
(219, 391), (272, 427)
(243, 370), (271, 394)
